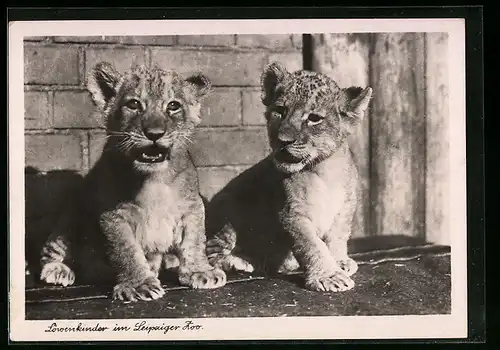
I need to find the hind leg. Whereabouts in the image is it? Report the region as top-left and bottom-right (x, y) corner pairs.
(146, 252), (163, 278)
(209, 253), (254, 273)
(277, 250), (300, 274)
(206, 224), (254, 273)
(40, 234), (75, 287)
(163, 253), (180, 271)
(177, 202), (227, 290)
(39, 201), (81, 287)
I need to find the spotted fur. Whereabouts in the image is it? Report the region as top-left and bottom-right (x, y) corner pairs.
(39, 62), (226, 301)
(206, 62), (372, 292)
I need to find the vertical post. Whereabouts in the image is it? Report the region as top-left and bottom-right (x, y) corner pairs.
(370, 33), (426, 238)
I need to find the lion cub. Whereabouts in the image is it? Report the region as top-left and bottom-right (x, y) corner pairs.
(206, 62), (372, 292)
(39, 62), (226, 301)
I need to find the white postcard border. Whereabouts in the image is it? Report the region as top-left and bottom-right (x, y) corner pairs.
(9, 18), (468, 342)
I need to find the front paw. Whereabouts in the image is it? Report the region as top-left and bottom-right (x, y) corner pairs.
(305, 270), (355, 292)
(179, 268), (227, 289)
(337, 258), (358, 276)
(112, 277), (165, 302)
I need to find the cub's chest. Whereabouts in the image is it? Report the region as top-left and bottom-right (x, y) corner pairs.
(134, 181), (186, 251)
(288, 174), (347, 232)
(308, 175), (345, 212)
(136, 179), (175, 205)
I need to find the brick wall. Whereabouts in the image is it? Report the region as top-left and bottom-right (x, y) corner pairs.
(24, 35), (303, 251)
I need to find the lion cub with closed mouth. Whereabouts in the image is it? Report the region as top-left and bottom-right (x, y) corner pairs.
(206, 62), (372, 292)
(39, 62), (226, 301)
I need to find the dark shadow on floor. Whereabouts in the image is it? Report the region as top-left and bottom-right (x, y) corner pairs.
(25, 166), (84, 280)
(348, 234), (426, 254)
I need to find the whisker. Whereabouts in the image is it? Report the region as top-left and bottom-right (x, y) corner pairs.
(107, 129), (198, 154)
(128, 131), (145, 139)
(115, 137), (135, 153)
(107, 130), (148, 143)
(115, 142), (127, 153)
(178, 138), (192, 146)
(127, 140), (138, 152)
(179, 133), (194, 144)
(106, 134), (126, 139)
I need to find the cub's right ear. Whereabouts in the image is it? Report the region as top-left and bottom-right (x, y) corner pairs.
(87, 62), (122, 110)
(260, 61), (289, 106)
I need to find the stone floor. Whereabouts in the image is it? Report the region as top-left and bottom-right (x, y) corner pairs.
(25, 237), (451, 320)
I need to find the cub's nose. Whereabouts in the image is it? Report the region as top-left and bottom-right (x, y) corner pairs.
(278, 134), (297, 147)
(143, 128), (166, 142)
(277, 123), (298, 147)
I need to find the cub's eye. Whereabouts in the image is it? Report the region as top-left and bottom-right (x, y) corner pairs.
(271, 111), (282, 119)
(125, 99), (141, 111)
(271, 106), (286, 119)
(307, 113), (324, 125)
(167, 101), (182, 112)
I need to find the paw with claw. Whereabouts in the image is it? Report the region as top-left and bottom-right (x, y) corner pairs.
(112, 276), (165, 302)
(179, 268), (227, 289)
(337, 258), (358, 276)
(305, 270), (355, 292)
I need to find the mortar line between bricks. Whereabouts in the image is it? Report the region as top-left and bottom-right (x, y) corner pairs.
(25, 85), (260, 90)
(25, 127), (265, 136)
(196, 165), (252, 170)
(196, 162), (262, 168)
(24, 128), (106, 135)
(145, 46), (152, 68)
(239, 89), (244, 126)
(87, 130), (97, 170)
(78, 46), (86, 87)
(24, 41), (301, 54)
(154, 45), (301, 52)
(81, 132), (90, 172)
(196, 126), (267, 132)
(25, 85), (85, 90)
(24, 125), (267, 133)
(23, 38), (47, 43)
(48, 91), (55, 129)
(204, 85), (262, 88)
(81, 44), (300, 53)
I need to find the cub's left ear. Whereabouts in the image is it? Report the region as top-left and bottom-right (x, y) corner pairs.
(261, 62), (289, 106)
(340, 86), (373, 134)
(344, 86), (373, 117)
(185, 73), (212, 99)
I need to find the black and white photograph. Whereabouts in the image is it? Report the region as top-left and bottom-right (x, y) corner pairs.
(9, 17), (469, 341)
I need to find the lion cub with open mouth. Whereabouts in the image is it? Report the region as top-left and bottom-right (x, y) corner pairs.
(206, 62), (372, 292)
(39, 62), (226, 301)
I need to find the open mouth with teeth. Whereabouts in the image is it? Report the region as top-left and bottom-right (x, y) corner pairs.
(274, 148), (303, 164)
(134, 145), (171, 164)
